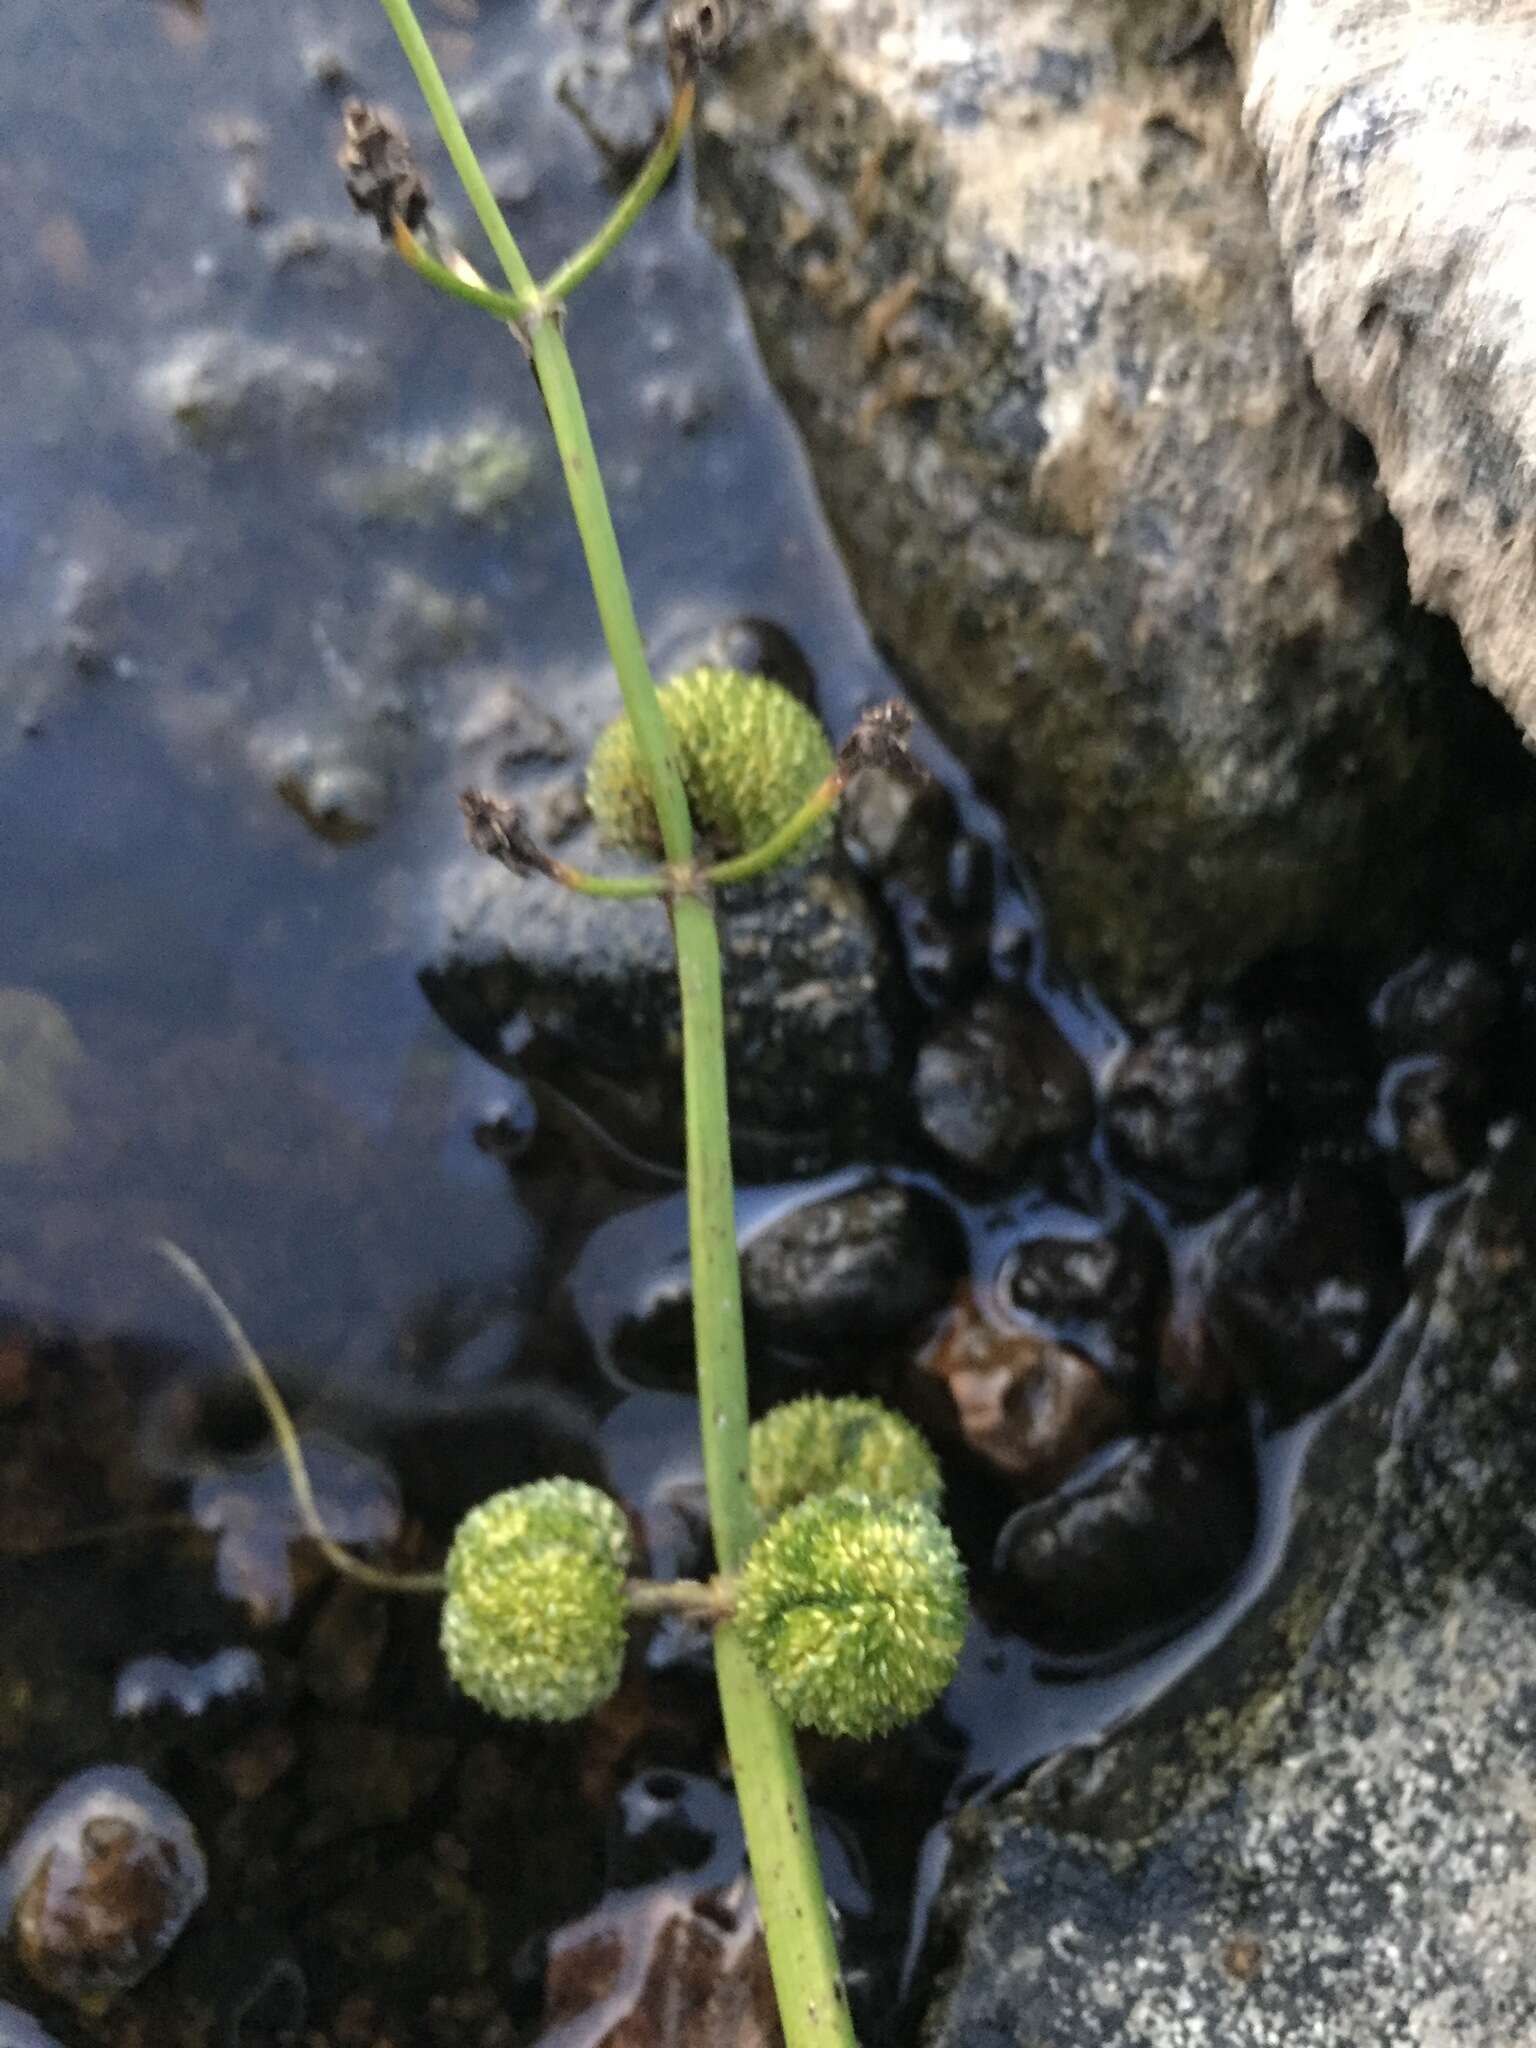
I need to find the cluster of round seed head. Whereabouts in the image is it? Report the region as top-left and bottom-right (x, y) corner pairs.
(585, 665), (835, 860)
(734, 1491), (967, 1738)
(440, 1478), (632, 1723)
(749, 1396), (943, 1525)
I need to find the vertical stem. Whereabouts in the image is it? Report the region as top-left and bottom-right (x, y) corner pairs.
(365, 7), (857, 2041)
(530, 324), (694, 867)
(676, 896), (853, 2047)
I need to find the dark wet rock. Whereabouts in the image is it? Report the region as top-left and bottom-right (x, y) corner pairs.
(1, 1768), (207, 2003)
(681, 0), (1531, 1019)
(1104, 1004), (1261, 1204)
(994, 1427), (1256, 1656)
(842, 772), (992, 1005)
(1372, 1054), (1490, 1191)
(301, 1582), (390, 1709)
(914, 993), (1091, 1181)
(1370, 947), (1507, 1058)
(740, 1179), (964, 1348)
(1202, 1168), (1405, 1422)
(1001, 1201), (1168, 1390)
(918, 1287), (1130, 1496)
(653, 615), (819, 711)
(887, 834), (993, 1011)
(1260, 997), (1372, 1148)
(1153, 1283), (1239, 1423)
(922, 1124), (1536, 2048)
(141, 329), (381, 449)
(839, 766), (951, 882)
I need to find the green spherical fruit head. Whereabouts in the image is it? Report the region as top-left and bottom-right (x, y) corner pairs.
(586, 665), (835, 861)
(735, 1491), (967, 1738)
(440, 1478), (633, 1724)
(749, 1397), (943, 1524)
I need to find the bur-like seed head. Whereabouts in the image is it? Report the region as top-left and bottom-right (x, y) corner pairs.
(735, 1492), (967, 1737)
(586, 665), (835, 861)
(440, 1478), (632, 1723)
(749, 1397), (943, 1524)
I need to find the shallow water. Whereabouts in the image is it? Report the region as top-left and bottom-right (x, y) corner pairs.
(0, 3), (1513, 2044)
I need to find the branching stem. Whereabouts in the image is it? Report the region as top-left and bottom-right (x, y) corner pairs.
(541, 79), (696, 305)
(366, 10), (857, 2045)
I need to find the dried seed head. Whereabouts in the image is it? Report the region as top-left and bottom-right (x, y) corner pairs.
(838, 698), (914, 779)
(460, 789), (560, 882)
(338, 98), (430, 240)
(440, 1479), (633, 1723)
(667, 0), (735, 84)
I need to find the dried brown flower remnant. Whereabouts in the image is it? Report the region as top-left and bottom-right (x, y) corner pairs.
(838, 698), (913, 780)
(666, 0), (735, 87)
(460, 789), (560, 882)
(337, 99), (429, 240)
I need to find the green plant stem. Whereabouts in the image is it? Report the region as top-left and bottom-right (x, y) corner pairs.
(704, 770), (843, 887)
(373, 0), (539, 304)
(625, 1574), (733, 1619)
(541, 80), (695, 306)
(529, 321), (694, 867)
(369, 8), (857, 2043)
(393, 219), (532, 321)
(156, 1240), (445, 1596)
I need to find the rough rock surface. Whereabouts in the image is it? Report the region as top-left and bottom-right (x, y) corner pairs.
(692, 0), (1531, 1017)
(920, 1121), (1536, 2047)
(1224, 0), (1536, 746)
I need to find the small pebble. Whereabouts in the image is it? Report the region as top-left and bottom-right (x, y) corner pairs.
(1370, 948), (1506, 1057)
(741, 1180), (964, 1348)
(1372, 1053), (1488, 1188)
(1, 1768), (207, 2003)
(114, 1646), (263, 1719)
(919, 1287), (1131, 1495)
(1201, 1168), (1405, 1420)
(1105, 1003), (1261, 1203)
(996, 1428), (1256, 1654)
(1001, 1200), (1168, 1388)
(914, 992), (1093, 1181)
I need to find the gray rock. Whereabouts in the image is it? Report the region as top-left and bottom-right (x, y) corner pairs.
(1224, 0), (1536, 747)
(689, 0), (1530, 1017)
(920, 1121), (1536, 2048)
